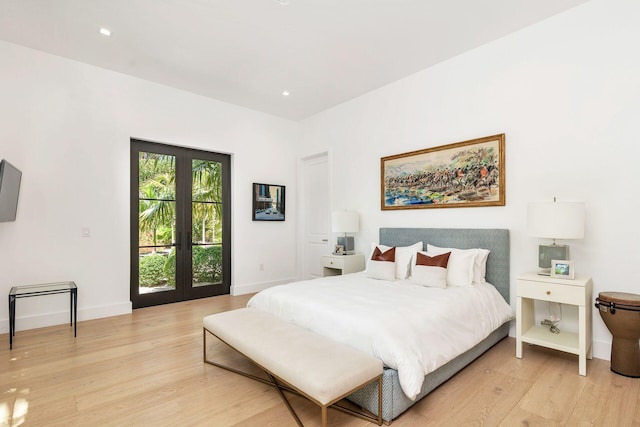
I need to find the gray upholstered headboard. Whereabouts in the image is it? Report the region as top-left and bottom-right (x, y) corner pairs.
(379, 228), (510, 303)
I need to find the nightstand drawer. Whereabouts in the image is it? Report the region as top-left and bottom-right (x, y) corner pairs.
(517, 280), (584, 305)
(322, 256), (345, 269)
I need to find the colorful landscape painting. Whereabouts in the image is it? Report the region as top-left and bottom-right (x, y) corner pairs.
(381, 134), (505, 210)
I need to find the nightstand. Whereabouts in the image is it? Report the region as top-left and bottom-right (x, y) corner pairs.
(516, 272), (593, 375)
(321, 254), (365, 277)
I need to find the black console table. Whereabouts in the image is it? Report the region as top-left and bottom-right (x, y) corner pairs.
(8, 281), (77, 349)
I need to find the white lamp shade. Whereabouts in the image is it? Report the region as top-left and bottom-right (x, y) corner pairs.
(527, 201), (585, 239)
(331, 211), (359, 233)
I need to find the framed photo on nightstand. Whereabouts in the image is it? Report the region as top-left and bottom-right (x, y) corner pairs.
(551, 260), (575, 279)
(333, 245), (344, 255)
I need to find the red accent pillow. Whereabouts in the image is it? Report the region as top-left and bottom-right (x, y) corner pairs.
(371, 246), (396, 262)
(416, 251), (450, 268)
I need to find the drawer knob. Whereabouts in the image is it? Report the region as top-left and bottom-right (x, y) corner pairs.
(330, 261), (333, 265)
(546, 290), (551, 295)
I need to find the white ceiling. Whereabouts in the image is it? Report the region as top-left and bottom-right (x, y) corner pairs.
(0, 0), (589, 120)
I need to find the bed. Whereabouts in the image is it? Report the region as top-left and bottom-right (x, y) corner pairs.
(248, 228), (512, 422)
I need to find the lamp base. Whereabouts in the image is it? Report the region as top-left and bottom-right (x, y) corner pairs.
(538, 244), (568, 271)
(537, 268), (551, 276)
(337, 236), (355, 255)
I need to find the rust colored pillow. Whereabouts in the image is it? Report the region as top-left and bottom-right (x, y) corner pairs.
(371, 246), (396, 262)
(416, 251), (450, 268)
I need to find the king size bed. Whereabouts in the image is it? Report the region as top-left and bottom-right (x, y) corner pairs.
(247, 228), (513, 422)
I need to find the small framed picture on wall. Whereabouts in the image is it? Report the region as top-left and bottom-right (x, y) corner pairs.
(550, 260), (575, 279)
(253, 183), (285, 221)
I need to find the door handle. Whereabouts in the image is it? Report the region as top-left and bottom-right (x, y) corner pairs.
(176, 232), (182, 250)
(322, 239), (328, 242)
(187, 232), (192, 251)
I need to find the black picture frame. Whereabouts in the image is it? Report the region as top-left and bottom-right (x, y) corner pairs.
(253, 183), (285, 221)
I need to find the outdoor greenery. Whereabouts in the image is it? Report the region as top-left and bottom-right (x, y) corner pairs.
(163, 245), (223, 286)
(138, 153), (223, 287)
(139, 254), (170, 287)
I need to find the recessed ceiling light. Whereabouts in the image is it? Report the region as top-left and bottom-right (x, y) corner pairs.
(282, 91), (290, 97)
(99, 28), (111, 37)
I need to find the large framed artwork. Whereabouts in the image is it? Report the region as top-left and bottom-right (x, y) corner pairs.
(253, 183), (285, 221)
(381, 134), (505, 210)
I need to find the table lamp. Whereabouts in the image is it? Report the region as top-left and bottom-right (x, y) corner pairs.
(331, 211), (359, 255)
(527, 198), (585, 275)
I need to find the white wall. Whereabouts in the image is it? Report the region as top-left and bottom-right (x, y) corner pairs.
(0, 40), (299, 333)
(299, 0), (640, 360)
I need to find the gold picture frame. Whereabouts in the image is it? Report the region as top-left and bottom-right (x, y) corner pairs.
(381, 134), (505, 210)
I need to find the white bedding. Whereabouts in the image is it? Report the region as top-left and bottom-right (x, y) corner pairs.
(247, 272), (513, 400)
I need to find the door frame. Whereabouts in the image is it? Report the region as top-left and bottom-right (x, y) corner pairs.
(130, 139), (231, 309)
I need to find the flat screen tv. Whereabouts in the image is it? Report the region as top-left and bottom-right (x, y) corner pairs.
(0, 159), (22, 222)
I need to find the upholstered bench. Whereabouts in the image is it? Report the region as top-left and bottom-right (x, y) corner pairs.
(203, 307), (383, 426)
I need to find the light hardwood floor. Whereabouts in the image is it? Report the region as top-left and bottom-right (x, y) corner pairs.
(2, 294), (639, 426)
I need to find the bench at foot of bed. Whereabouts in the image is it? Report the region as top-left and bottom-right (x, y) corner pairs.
(203, 307), (383, 427)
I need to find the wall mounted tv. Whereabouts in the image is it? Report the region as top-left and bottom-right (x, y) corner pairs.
(0, 159), (22, 222)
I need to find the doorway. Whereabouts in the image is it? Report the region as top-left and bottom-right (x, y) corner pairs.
(300, 153), (330, 280)
(130, 139), (231, 308)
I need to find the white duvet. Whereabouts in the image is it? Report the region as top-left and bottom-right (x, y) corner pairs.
(247, 272), (513, 400)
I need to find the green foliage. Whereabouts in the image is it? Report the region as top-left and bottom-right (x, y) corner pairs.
(193, 245), (223, 284)
(164, 249), (177, 285)
(138, 155), (222, 249)
(137, 153), (224, 288)
(163, 245), (222, 286)
(139, 254), (169, 287)
(138, 153), (177, 248)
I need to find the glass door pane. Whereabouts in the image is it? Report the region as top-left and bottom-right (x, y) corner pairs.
(191, 159), (223, 288)
(131, 139), (230, 308)
(137, 152), (177, 295)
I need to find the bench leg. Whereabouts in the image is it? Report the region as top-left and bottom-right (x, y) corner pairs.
(204, 327), (303, 425)
(322, 405), (327, 427)
(267, 372), (303, 427)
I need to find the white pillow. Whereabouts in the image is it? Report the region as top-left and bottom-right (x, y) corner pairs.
(367, 242), (422, 280)
(427, 244), (476, 287)
(411, 265), (447, 288)
(409, 251), (450, 288)
(366, 260), (396, 281)
(427, 244), (490, 285)
(473, 248), (491, 284)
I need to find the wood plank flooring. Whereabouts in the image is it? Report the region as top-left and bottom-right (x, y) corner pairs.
(1, 294), (639, 426)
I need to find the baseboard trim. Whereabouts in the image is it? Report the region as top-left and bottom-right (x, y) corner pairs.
(1, 301), (132, 334)
(231, 277), (297, 296)
(592, 339), (611, 361)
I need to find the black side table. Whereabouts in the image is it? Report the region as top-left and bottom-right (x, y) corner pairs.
(9, 281), (77, 349)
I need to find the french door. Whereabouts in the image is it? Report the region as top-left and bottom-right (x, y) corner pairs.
(130, 139), (231, 309)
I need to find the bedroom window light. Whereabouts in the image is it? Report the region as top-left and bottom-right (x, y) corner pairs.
(331, 210), (359, 255)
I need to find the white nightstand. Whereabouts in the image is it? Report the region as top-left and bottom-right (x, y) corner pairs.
(321, 254), (365, 277)
(516, 272), (593, 376)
